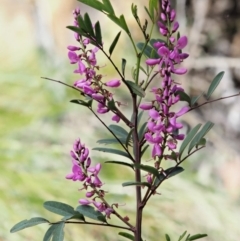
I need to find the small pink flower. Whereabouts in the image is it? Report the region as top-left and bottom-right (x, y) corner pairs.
(79, 199), (92, 205)
(112, 114), (120, 123)
(105, 79), (121, 88)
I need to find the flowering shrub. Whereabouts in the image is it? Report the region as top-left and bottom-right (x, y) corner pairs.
(11, 0), (237, 241)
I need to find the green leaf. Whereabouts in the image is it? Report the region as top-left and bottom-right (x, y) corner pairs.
(125, 128), (134, 148)
(119, 15), (130, 34)
(137, 111), (144, 126)
(77, 0), (105, 12)
(144, 6), (153, 22)
(122, 58), (127, 76)
(141, 144), (149, 157)
(165, 234), (171, 241)
(92, 147), (130, 159)
(76, 205), (106, 222)
(109, 31), (121, 56)
(67, 26), (85, 36)
(139, 65), (148, 75)
(109, 124), (128, 137)
(61, 211), (85, 221)
(125, 80), (145, 97)
(77, 15), (87, 32)
(190, 94), (202, 107)
(70, 99), (92, 107)
(118, 232), (135, 241)
(177, 91), (191, 105)
(105, 160), (133, 169)
(206, 71), (224, 99)
(134, 164), (159, 177)
(84, 13), (95, 37)
(138, 122), (147, 140)
(179, 124), (202, 158)
(178, 231), (187, 241)
(188, 234), (207, 240)
(165, 166), (184, 178)
(97, 138), (126, 145)
(52, 222), (64, 241)
(43, 201), (75, 217)
(196, 138), (206, 148)
(122, 181), (151, 188)
(154, 167), (184, 186)
(137, 42), (159, 59)
(188, 122), (214, 153)
(94, 21), (102, 46)
(102, 0), (115, 14)
(43, 225), (57, 241)
(10, 217), (49, 233)
(149, 0), (158, 20)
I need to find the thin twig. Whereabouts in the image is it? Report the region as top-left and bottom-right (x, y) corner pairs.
(51, 221), (131, 231)
(88, 107), (135, 162)
(41, 77), (83, 93)
(189, 92), (240, 112)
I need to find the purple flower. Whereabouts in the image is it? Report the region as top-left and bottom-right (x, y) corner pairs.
(112, 114), (120, 123)
(105, 79), (121, 88)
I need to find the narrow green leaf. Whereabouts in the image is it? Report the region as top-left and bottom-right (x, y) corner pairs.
(196, 138), (206, 148)
(125, 80), (145, 97)
(154, 167), (184, 186)
(149, 0), (158, 20)
(134, 164), (159, 177)
(105, 161), (133, 169)
(97, 138), (126, 145)
(139, 65), (148, 75)
(76, 205), (106, 222)
(165, 234), (171, 241)
(67, 26), (85, 36)
(102, 0), (115, 14)
(52, 222), (65, 241)
(10, 217), (49, 233)
(43, 201), (75, 217)
(190, 94), (202, 107)
(178, 231), (187, 241)
(185, 234), (191, 241)
(77, 0), (104, 12)
(122, 58), (127, 76)
(107, 14), (122, 29)
(119, 15), (130, 33)
(176, 91), (191, 105)
(188, 122), (214, 153)
(94, 21), (102, 46)
(118, 232), (135, 241)
(206, 71), (224, 99)
(165, 166), (184, 178)
(137, 42), (159, 59)
(188, 234), (207, 240)
(61, 211), (85, 221)
(137, 111), (144, 126)
(144, 6), (153, 22)
(70, 99), (92, 107)
(43, 224), (57, 241)
(141, 144), (149, 157)
(84, 13), (95, 37)
(125, 128), (134, 148)
(109, 124), (128, 137)
(179, 124), (202, 158)
(109, 31), (121, 56)
(122, 181), (151, 188)
(138, 122), (147, 140)
(92, 147), (130, 158)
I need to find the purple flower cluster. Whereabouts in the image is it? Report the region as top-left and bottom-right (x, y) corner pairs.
(67, 8), (121, 122)
(66, 139), (113, 218)
(140, 0), (189, 161)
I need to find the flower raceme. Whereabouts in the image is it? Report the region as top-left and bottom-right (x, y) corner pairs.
(66, 138), (113, 218)
(140, 0), (189, 177)
(67, 8), (121, 122)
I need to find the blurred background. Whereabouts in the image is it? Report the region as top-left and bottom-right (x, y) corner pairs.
(1, 0), (240, 240)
